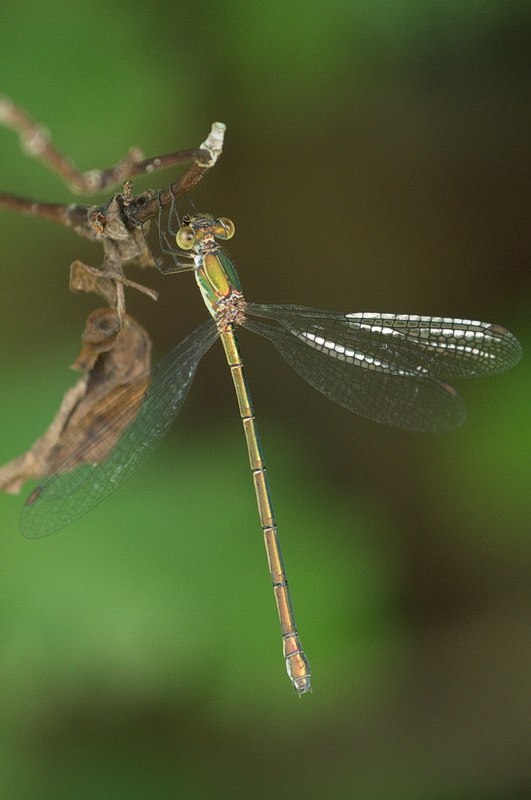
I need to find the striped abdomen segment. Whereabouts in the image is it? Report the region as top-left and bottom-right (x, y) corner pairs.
(219, 328), (311, 695)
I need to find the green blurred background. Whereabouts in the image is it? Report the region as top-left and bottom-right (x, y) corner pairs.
(0, 1), (529, 797)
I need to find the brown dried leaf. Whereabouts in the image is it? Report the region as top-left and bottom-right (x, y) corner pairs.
(0, 308), (151, 493)
(69, 259), (118, 308)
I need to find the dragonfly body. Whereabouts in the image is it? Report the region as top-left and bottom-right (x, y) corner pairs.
(19, 208), (522, 696)
(164, 214), (312, 694)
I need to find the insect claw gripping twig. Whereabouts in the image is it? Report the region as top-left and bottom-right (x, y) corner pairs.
(130, 121), (227, 227)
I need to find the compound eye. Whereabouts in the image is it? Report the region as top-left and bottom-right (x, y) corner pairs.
(213, 217), (235, 240)
(176, 226), (195, 250)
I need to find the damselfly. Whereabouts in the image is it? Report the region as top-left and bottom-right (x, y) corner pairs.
(19, 199), (522, 695)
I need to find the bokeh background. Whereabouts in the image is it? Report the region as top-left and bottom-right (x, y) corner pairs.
(0, 1), (529, 798)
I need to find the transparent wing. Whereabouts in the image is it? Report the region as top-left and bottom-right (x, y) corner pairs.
(244, 304), (522, 433)
(21, 319), (219, 538)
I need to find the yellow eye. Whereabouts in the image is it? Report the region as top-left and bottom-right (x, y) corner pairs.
(213, 217), (235, 240)
(176, 226), (195, 250)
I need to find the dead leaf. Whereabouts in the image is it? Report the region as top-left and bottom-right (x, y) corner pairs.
(70, 259), (118, 308)
(0, 308), (151, 493)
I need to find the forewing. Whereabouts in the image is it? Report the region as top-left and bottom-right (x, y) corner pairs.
(244, 304), (522, 432)
(20, 319), (219, 538)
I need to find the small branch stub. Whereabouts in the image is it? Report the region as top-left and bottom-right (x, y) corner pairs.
(197, 122), (226, 167)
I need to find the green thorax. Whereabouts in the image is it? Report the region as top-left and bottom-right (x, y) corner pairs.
(195, 251), (243, 317)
